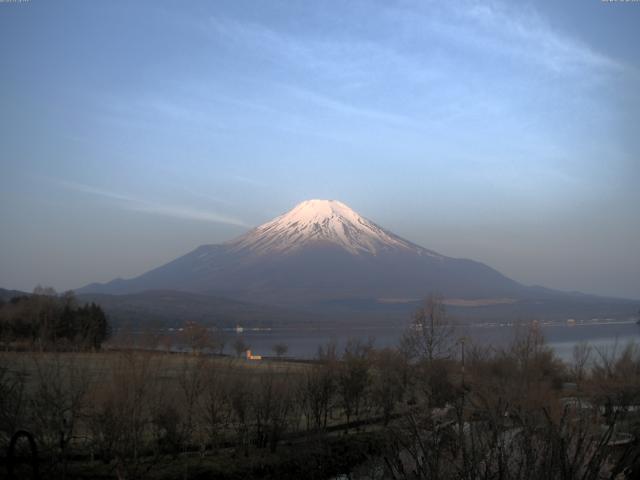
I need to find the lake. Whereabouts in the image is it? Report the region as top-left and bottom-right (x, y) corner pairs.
(229, 320), (640, 362)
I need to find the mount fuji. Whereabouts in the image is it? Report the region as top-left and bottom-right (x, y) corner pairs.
(80, 199), (534, 305)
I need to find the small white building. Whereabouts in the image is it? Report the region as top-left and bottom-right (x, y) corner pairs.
(246, 349), (262, 360)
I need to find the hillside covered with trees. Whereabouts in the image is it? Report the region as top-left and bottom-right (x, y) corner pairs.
(0, 286), (111, 350)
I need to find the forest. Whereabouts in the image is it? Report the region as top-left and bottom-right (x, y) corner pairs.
(0, 287), (111, 350)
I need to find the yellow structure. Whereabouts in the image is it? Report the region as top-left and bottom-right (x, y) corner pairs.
(245, 349), (262, 360)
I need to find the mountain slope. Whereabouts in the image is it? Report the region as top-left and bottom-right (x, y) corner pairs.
(76, 290), (317, 328)
(78, 199), (529, 304)
(0, 287), (29, 302)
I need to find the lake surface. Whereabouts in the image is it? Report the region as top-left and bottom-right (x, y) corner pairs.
(228, 320), (640, 361)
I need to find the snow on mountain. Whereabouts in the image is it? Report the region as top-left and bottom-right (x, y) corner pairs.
(227, 199), (440, 257)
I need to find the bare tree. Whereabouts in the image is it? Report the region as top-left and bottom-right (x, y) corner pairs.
(211, 329), (227, 355)
(179, 321), (213, 354)
(0, 353), (27, 447)
(337, 339), (372, 430)
(571, 340), (592, 386)
(87, 351), (167, 479)
(371, 348), (408, 426)
(272, 343), (288, 358)
(233, 338), (248, 358)
(298, 344), (338, 431)
(31, 286), (59, 350)
(227, 373), (252, 457)
(401, 294), (455, 364)
(382, 408), (456, 480)
(251, 366), (296, 452)
(199, 358), (232, 451)
(28, 352), (91, 478)
(175, 355), (207, 452)
(591, 341), (640, 421)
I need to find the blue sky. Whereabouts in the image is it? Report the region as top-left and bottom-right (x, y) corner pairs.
(1, 0), (639, 299)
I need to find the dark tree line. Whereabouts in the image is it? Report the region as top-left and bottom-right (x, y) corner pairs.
(0, 286), (110, 350)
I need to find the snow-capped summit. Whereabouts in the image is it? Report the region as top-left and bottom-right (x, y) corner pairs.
(227, 199), (431, 256)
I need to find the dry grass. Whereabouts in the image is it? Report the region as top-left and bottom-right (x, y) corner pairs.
(0, 349), (309, 382)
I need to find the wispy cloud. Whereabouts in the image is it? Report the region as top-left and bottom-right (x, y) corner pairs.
(205, 2), (626, 79)
(283, 85), (424, 130)
(96, 91), (226, 134)
(198, 0), (626, 137)
(207, 15), (437, 84)
(204, 16), (444, 125)
(54, 179), (249, 227)
(426, 0), (624, 74)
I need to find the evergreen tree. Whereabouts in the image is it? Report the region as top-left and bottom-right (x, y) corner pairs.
(0, 290), (111, 350)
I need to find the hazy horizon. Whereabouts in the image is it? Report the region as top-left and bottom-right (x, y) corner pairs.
(1, 0), (639, 299)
